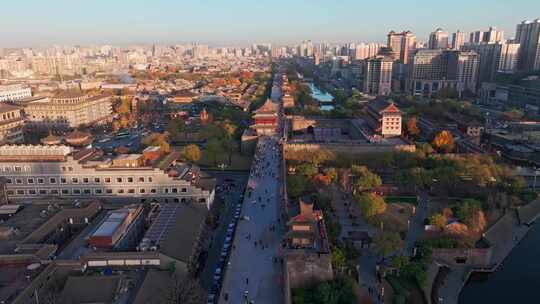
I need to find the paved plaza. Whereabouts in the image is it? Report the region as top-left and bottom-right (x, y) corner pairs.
(219, 136), (285, 304)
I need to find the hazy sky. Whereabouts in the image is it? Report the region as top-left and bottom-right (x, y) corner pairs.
(1, 0), (539, 47)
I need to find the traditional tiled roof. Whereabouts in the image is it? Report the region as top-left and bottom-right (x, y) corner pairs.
(381, 102), (401, 114)
(254, 98), (278, 114)
(368, 99), (401, 114)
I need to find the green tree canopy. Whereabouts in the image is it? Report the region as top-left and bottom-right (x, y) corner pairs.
(183, 144), (201, 163)
(142, 132), (170, 153)
(430, 213), (448, 230)
(297, 163), (318, 177)
(166, 118), (185, 140)
(453, 199), (482, 226)
(351, 165), (381, 193)
(287, 174), (309, 199)
(205, 138), (224, 166)
(355, 192), (387, 218)
(373, 231), (402, 257)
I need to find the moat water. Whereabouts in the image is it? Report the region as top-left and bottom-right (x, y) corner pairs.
(459, 222), (540, 303)
(307, 82), (334, 111)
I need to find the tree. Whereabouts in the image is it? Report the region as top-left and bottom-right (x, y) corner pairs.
(410, 167), (432, 189)
(324, 167), (338, 183)
(430, 213), (448, 230)
(351, 165), (382, 193)
(391, 255), (410, 272)
(287, 174), (308, 199)
(432, 130), (455, 153)
(453, 199), (482, 226)
(355, 193), (387, 218)
(416, 143), (434, 157)
(407, 116), (420, 137)
(220, 119), (237, 138)
(167, 118), (185, 141)
(142, 132), (170, 153)
(205, 138), (224, 166)
(297, 163), (318, 177)
(373, 231), (402, 257)
(331, 246), (347, 274)
(220, 120), (238, 165)
(183, 144), (201, 163)
(200, 123), (225, 141)
(166, 274), (206, 304)
(435, 87), (459, 99)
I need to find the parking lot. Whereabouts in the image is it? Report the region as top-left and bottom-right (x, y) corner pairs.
(199, 172), (248, 296)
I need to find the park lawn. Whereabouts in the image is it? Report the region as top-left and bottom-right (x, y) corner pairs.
(375, 203), (414, 233)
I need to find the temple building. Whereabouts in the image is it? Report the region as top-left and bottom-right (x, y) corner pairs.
(284, 196), (333, 289)
(366, 99), (403, 137)
(252, 99), (278, 135)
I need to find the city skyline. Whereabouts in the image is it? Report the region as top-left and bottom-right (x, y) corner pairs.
(1, 0), (539, 47)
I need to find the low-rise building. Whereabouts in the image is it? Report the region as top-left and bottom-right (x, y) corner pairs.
(0, 85), (32, 102)
(0, 145), (215, 207)
(0, 103), (24, 144)
(88, 204), (145, 250)
(23, 92), (113, 128)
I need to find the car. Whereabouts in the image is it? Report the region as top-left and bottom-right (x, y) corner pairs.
(228, 223), (235, 229)
(207, 294), (216, 304)
(225, 236), (232, 242)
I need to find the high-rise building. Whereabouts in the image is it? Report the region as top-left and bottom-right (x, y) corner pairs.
(463, 42), (521, 84)
(454, 51), (480, 93)
(387, 31), (416, 63)
(498, 42), (521, 73)
(363, 56), (393, 96)
(515, 18), (540, 72)
(428, 28), (450, 49)
(452, 31), (466, 50)
(407, 49), (479, 96)
(297, 40), (314, 57)
(353, 43), (383, 60)
(484, 27), (505, 44)
(469, 27), (504, 44)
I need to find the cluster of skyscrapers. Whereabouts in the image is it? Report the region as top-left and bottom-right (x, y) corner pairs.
(363, 19), (539, 97)
(274, 18), (540, 98)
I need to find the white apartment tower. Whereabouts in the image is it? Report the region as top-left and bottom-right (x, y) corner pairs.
(363, 56), (393, 96)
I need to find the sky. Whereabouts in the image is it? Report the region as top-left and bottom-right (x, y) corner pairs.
(0, 0), (539, 47)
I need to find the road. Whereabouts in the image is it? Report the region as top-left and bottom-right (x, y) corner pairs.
(403, 192), (429, 256)
(219, 136), (284, 304)
(200, 173), (248, 289)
